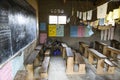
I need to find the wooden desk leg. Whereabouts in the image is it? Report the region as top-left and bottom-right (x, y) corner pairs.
(79, 64), (86, 74)
(84, 48), (88, 58)
(66, 57), (73, 74)
(107, 66), (115, 74)
(62, 47), (66, 59)
(26, 64), (34, 80)
(96, 59), (104, 74)
(88, 52), (94, 64)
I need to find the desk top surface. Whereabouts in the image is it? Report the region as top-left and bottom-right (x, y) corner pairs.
(66, 47), (74, 57)
(35, 45), (43, 50)
(61, 43), (68, 47)
(89, 48), (106, 59)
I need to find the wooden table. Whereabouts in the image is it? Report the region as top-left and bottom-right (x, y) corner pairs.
(88, 48), (107, 74)
(66, 47), (74, 74)
(61, 43), (68, 59)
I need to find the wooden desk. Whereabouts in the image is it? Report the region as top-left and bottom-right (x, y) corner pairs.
(79, 42), (89, 57)
(106, 46), (120, 60)
(94, 41), (107, 55)
(88, 48), (107, 74)
(35, 45), (43, 51)
(74, 52), (86, 74)
(61, 43), (68, 59)
(40, 57), (50, 79)
(66, 47), (74, 74)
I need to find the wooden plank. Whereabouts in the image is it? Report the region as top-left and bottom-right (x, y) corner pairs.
(66, 47), (73, 57)
(14, 70), (27, 80)
(44, 49), (50, 56)
(107, 46), (120, 54)
(89, 49), (106, 59)
(104, 59), (115, 67)
(35, 45), (43, 50)
(75, 53), (85, 64)
(40, 57), (50, 73)
(24, 50), (40, 64)
(61, 43), (68, 47)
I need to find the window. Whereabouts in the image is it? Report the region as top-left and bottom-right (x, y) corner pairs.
(49, 15), (66, 24)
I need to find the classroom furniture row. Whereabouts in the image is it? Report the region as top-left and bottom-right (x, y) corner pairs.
(14, 45), (51, 80)
(61, 43), (86, 75)
(79, 41), (120, 74)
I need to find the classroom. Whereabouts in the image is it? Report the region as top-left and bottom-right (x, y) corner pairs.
(0, 0), (120, 80)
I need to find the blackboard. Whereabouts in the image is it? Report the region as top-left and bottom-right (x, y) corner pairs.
(0, 0), (36, 64)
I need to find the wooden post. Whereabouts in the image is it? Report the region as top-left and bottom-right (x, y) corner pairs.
(96, 59), (104, 74)
(26, 64), (34, 80)
(88, 52), (94, 64)
(62, 47), (66, 59)
(78, 64), (86, 74)
(66, 57), (74, 74)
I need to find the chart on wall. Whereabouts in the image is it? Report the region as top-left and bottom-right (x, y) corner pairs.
(70, 25), (94, 37)
(0, 0), (36, 64)
(48, 24), (64, 37)
(40, 22), (46, 31)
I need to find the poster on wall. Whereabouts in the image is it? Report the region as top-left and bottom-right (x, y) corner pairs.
(70, 26), (78, 37)
(70, 25), (94, 37)
(48, 25), (56, 37)
(40, 22), (46, 31)
(56, 25), (64, 37)
(48, 24), (64, 37)
(40, 33), (47, 44)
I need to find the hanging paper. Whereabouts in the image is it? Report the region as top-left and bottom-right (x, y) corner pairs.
(110, 27), (114, 40)
(113, 8), (120, 19)
(85, 25), (94, 37)
(83, 12), (86, 21)
(99, 18), (105, 26)
(40, 22), (46, 31)
(97, 2), (108, 19)
(77, 11), (79, 17)
(56, 25), (64, 37)
(40, 33), (47, 44)
(48, 25), (56, 37)
(107, 11), (113, 21)
(79, 12), (82, 19)
(70, 26), (78, 37)
(87, 10), (92, 20)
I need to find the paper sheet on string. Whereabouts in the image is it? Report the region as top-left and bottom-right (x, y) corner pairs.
(97, 2), (108, 19)
(83, 12), (86, 21)
(87, 10), (92, 20)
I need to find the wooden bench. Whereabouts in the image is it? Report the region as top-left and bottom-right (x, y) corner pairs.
(79, 42), (89, 57)
(24, 50), (40, 80)
(104, 59), (116, 74)
(44, 49), (50, 56)
(14, 70), (27, 80)
(88, 48), (107, 74)
(40, 57), (50, 79)
(74, 52), (86, 74)
(94, 41), (107, 55)
(65, 47), (74, 74)
(106, 46), (120, 60)
(110, 39), (120, 49)
(61, 43), (68, 59)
